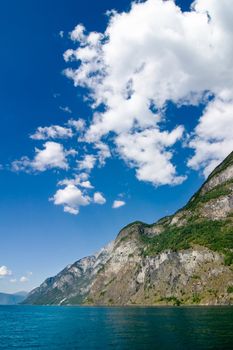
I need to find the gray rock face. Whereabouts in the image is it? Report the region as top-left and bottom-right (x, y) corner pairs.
(23, 151), (233, 306)
(201, 165), (233, 195)
(201, 193), (233, 220)
(24, 242), (113, 305)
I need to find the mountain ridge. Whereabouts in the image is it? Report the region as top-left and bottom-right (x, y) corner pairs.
(23, 151), (233, 306)
(0, 292), (28, 305)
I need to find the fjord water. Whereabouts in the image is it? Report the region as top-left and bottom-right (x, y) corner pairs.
(0, 306), (232, 350)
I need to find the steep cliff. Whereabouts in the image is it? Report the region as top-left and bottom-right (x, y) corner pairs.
(24, 151), (233, 306)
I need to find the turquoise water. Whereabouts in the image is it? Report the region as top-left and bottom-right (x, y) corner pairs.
(0, 306), (232, 349)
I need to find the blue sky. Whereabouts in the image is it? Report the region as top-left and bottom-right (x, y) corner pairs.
(1, 0), (233, 293)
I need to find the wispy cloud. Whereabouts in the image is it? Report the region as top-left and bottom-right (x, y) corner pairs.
(30, 125), (73, 140)
(59, 106), (72, 114)
(59, 30), (64, 38)
(112, 200), (125, 209)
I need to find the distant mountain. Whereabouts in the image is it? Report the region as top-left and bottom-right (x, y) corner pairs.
(13, 291), (28, 297)
(0, 292), (28, 305)
(24, 151), (233, 306)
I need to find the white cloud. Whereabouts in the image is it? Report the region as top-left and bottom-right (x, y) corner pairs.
(64, 206), (79, 215)
(64, 0), (233, 182)
(77, 154), (96, 171)
(67, 118), (86, 131)
(116, 126), (186, 186)
(188, 96), (233, 177)
(94, 142), (111, 166)
(0, 265), (12, 278)
(58, 173), (92, 187)
(69, 24), (85, 42)
(20, 276), (29, 283)
(112, 200), (125, 209)
(9, 0), (233, 218)
(51, 184), (91, 215)
(52, 176), (107, 214)
(80, 180), (94, 189)
(30, 125), (73, 140)
(93, 192), (106, 204)
(11, 156), (31, 172)
(19, 271), (32, 283)
(59, 30), (64, 38)
(59, 106), (72, 114)
(12, 142), (76, 172)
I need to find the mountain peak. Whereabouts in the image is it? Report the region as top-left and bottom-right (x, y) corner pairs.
(23, 151), (233, 306)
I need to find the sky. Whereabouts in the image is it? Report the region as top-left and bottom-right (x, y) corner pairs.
(0, 0), (233, 293)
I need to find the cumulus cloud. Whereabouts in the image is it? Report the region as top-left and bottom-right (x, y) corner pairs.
(188, 96), (233, 177)
(93, 192), (106, 204)
(58, 173), (93, 188)
(77, 154), (96, 171)
(69, 24), (86, 42)
(0, 265), (12, 278)
(30, 125), (73, 140)
(20, 276), (29, 283)
(51, 184), (91, 215)
(112, 200), (125, 209)
(12, 142), (76, 172)
(116, 126), (186, 185)
(67, 118), (86, 131)
(52, 174), (107, 214)
(9, 0), (233, 215)
(64, 0), (233, 182)
(94, 142), (111, 166)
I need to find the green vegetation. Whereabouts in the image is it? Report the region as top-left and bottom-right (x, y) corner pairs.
(227, 286), (233, 293)
(192, 275), (201, 280)
(207, 289), (218, 297)
(156, 216), (172, 225)
(98, 265), (105, 273)
(224, 251), (233, 266)
(141, 218), (233, 264)
(105, 276), (116, 287)
(119, 220), (157, 234)
(185, 181), (232, 210)
(159, 296), (181, 306)
(192, 293), (201, 304)
(85, 297), (94, 304)
(117, 235), (129, 243)
(119, 221), (146, 232)
(208, 151), (233, 180)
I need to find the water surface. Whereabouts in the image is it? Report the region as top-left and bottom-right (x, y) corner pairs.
(0, 305), (232, 349)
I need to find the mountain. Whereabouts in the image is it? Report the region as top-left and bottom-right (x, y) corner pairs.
(13, 291), (28, 298)
(0, 291), (28, 305)
(24, 152), (233, 306)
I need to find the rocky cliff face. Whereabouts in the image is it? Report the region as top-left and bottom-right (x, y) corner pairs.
(24, 152), (233, 306)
